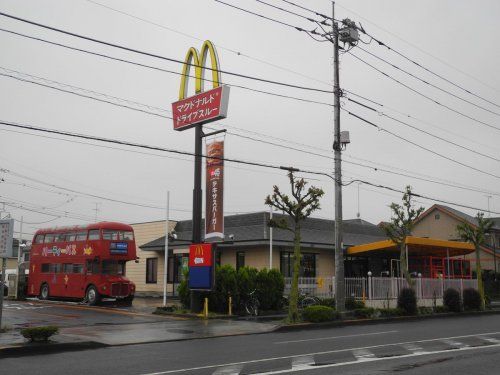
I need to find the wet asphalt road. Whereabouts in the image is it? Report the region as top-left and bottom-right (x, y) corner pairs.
(1, 312), (500, 375)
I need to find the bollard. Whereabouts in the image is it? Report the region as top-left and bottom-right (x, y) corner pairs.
(228, 296), (232, 316)
(203, 297), (209, 319)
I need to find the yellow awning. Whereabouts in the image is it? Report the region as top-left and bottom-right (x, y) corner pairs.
(347, 236), (474, 258)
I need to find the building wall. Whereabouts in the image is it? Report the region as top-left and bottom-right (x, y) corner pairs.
(413, 208), (499, 271)
(129, 220), (176, 295)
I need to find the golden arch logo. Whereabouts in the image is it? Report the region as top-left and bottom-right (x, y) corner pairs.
(194, 245), (204, 257)
(179, 40), (221, 101)
(172, 40), (230, 131)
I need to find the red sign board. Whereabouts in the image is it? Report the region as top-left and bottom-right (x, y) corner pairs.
(205, 141), (224, 241)
(188, 243), (213, 267)
(172, 85), (230, 131)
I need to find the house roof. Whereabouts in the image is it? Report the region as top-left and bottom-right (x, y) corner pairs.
(140, 212), (387, 252)
(415, 204), (500, 230)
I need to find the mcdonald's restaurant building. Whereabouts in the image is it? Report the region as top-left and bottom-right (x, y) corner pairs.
(128, 212), (387, 296)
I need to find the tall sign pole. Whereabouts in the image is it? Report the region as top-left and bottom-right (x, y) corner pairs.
(332, 1), (345, 313)
(163, 191), (170, 307)
(0, 218), (14, 328)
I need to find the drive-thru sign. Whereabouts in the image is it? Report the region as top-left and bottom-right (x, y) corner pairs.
(188, 243), (214, 290)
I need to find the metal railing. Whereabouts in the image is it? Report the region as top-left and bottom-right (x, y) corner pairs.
(283, 276), (478, 300)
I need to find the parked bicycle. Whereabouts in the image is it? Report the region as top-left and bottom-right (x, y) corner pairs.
(282, 292), (321, 309)
(242, 289), (260, 316)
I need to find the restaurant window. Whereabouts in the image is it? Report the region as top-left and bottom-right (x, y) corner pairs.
(280, 252), (317, 277)
(146, 258), (158, 284)
(236, 251), (245, 270)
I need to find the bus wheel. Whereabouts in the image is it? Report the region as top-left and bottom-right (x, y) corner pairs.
(86, 285), (100, 306)
(39, 283), (49, 300)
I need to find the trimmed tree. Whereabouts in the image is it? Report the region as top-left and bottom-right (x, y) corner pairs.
(456, 213), (493, 310)
(265, 171), (324, 323)
(382, 186), (424, 284)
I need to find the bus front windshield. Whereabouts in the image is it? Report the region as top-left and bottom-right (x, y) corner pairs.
(102, 260), (126, 276)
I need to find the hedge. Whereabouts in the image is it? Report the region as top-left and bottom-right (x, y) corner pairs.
(302, 305), (339, 322)
(21, 326), (59, 342)
(463, 288), (482, 310)
(397, 288), (417, 315)
(443, 288), (461, 312)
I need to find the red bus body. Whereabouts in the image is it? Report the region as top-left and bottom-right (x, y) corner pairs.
(28, 222), (136, 303)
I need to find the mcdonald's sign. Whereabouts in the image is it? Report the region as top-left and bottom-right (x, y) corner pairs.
(172, 40), (230, 131)
(189, 243), (213, 267)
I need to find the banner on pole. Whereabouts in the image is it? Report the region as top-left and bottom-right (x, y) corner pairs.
(205, 140), (224, 241)
(0, 219), (14, 258)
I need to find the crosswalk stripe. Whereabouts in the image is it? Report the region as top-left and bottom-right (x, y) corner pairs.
(352, 349), (375, 362)
(212, 365), (243, 374)
(479, 336), (500, 344)
(291, 355), (315, 370)
(403, 343), (428, 354)
(441, 339), (468, 348)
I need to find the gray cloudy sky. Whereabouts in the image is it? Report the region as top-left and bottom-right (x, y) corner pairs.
(0, 0), (499, 240)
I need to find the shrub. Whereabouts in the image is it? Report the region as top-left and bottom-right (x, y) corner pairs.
(302, 305), (339, 323)
(463, 288), (482, 310)
(353, 307), (376, 319)
(345, 297), (365, 310)
(434, 305), (449, 314)
(317, 297), (336, 308)
(209, 265), (238, 313)
(236, 266), (258, 308)
(397, 288), (417, 315)
(418, 306), (433, 315)
(21, 326), (59, 342)
(177, 270), (190, 308)
(443, 288), (461, 312)
(378, 308), (404, 317)
(255, 268), (285, 311)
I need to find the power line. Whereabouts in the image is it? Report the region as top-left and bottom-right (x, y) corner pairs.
(0, 118), (497, 215)
(0, 11), (332, 94)
(343, 109), (500, 180)
(84, 0), (332, 88)
(0, 28), (332, 108)
(356, 46), (500, 117)
(348, 51), (500, 132)
(346, 98), (500, 163)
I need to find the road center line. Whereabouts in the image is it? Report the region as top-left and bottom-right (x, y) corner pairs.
(140, 331), (500, 375)
(274, 330), (398, 344)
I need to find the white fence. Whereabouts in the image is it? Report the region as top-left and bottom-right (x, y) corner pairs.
(284, 276), (478, 300)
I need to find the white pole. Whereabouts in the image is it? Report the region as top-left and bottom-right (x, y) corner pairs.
(163, 191), (170, 307)
(269, 207), (273, 269)
(15, 216), (23, 299)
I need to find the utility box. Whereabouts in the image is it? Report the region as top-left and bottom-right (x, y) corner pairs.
(339, 27), (359, 45)
(340, 131), (351, 145)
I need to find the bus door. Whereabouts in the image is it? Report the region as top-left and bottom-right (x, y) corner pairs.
(66, 263), (85, 298)
(47, 263), (64, 297)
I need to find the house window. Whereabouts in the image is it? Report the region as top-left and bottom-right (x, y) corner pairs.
(146, 258), (158, 284)
(435, 214), (440, 220)
(236, 252), (245, 270)
(280, 252), (317, 277)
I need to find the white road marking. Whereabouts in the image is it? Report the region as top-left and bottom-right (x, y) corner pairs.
(441, 339), (469, 348)
(212, 364), (243, 374)
(274, 330), (398, 344)
(479, 336), (500, 344)
(403, 343), (428, 354)
(352, 349), (375, 362)
(250, 343), (500, 374)
(4, 303), (51, 310)
(291, 355), (315, 370)
(139, 331), (500, 375)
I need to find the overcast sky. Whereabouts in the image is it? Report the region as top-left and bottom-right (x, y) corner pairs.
(0, 0), (499, 240)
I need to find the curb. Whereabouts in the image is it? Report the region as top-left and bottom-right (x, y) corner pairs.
(0, 341), (108, 358)
(273, 309), (500, 332)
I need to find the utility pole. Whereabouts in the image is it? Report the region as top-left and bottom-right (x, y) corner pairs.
(15, 216), (23, 300)
(332, 1), (345, 313)
(163, 191), (170, 307)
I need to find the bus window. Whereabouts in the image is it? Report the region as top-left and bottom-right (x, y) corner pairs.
(41, 264), (50, 273)
(49, 264), (62, 273)
(121, 231), (134, 241)
(88, 230), (100, 240)
(85, 259), (100, 274)
(44, 234), (55, 243)
(73, 264), (84, 274)
(102, 260), (125, 276)
(63, 264), (73, 273)
(75, 232), (87, 241)
(66, 233), (77, 242)
(56, 233), (66, 243)
(34, 234), (45, 243)
(102, 230), (119, 241)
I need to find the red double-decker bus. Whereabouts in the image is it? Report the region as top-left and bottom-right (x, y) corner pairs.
(28, 222), (136, 305)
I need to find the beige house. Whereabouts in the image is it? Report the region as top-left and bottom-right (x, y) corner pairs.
(129, 212), (386, 296)
(412, 204), (500, 273)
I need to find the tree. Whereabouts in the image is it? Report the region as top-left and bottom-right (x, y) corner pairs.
(456, 212), (493, 310)
(382, 186), (424, 284)
(265, 172), (324, 323)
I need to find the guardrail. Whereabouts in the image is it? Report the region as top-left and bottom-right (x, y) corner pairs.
(284, 276), (478, 300)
